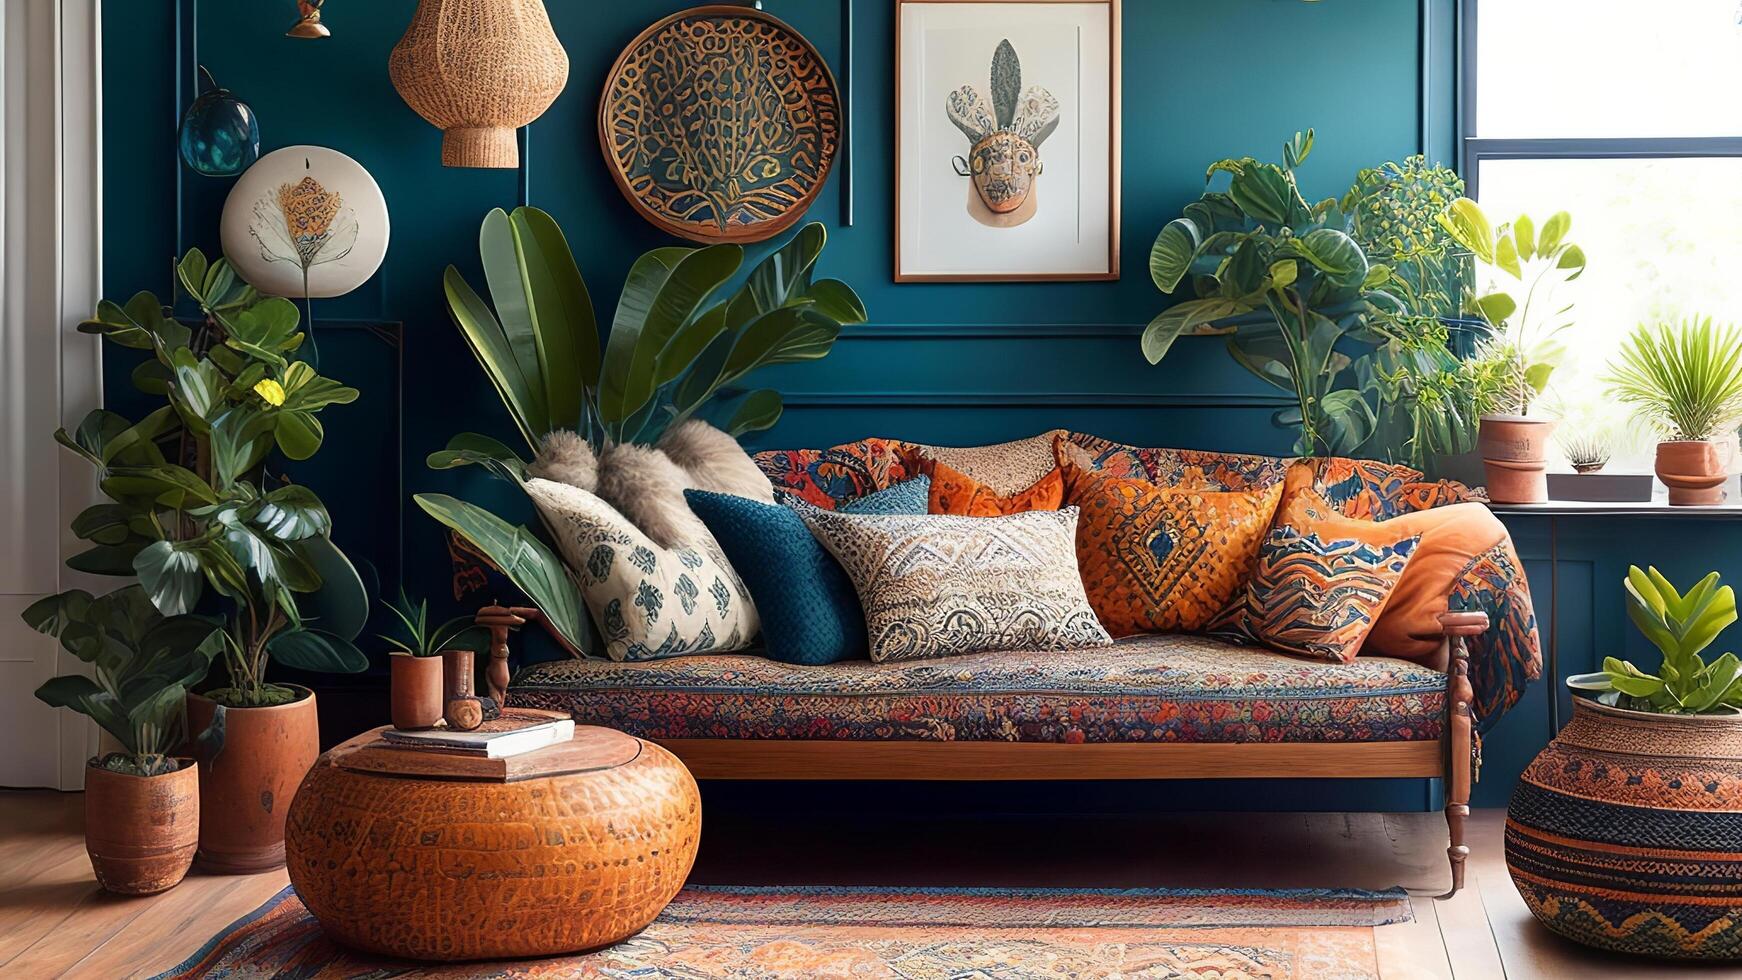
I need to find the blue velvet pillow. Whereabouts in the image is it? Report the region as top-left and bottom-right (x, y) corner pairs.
(686, 476), (930, 665)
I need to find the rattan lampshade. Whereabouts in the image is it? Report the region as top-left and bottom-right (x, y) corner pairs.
(388, 0), (569, 168)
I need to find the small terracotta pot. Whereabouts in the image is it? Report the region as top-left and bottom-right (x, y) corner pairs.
(1656, 440), (1727, 506)
(390, 652), (444, 730)
(186, 686), (319, 874)
(83, 759), (199, 895)
(1478, 414), (1556, 503)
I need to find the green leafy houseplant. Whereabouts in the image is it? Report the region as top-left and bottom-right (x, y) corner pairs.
(417, 209), (866, 653)
(1569, 567), (1742, 714)
(62, 249), (370, 707)
(1607, 316), (1742, 442)
(1144, 130), (1423, 456)
(379, 589), (487, 657)
(1343, 154), (1472, 321)
(25, 586), (224, 776)
(1435, 200), (1587, 416)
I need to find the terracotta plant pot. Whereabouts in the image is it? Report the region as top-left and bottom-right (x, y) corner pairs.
(1656, 439), (1727, 506)
(186, 686), (319, 874)
(390, 653), (444, 730)
(83, 759), (199, 895)
(1477, 414), (1556, 504)
(1507, 693), (1742, 959)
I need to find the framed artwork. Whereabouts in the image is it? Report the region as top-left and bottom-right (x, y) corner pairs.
(895, 0), (1120, 282)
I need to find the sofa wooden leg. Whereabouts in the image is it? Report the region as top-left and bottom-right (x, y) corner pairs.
(1437, 610), (1484, 899)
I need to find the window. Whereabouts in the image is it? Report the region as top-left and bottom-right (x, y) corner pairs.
(1464, 0), (1742, 463)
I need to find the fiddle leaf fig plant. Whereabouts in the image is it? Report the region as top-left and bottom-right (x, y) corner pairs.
(26, 585), (223, 776)
(1569, 566), (1742, 714)
(1144, 129), (1417, 456)
(57, 249), (370, 708)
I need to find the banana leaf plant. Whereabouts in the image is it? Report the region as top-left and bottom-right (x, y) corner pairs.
(1569, 567), (1742, 715)
(423, 209), (866, 655)
(26, 586), (224, 776)
(58, 250), (370, 708)
(1435, 200), (1586, 415)
(1142, 130), (1416, 456)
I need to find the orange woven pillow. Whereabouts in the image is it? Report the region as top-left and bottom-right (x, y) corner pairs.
(909, 454), (1065, 517)
(1057, 443), (1284, 636)
(1253, 471), (1509, 663)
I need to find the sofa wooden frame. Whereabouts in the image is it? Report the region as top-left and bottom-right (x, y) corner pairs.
(477, 606), (1488, 897)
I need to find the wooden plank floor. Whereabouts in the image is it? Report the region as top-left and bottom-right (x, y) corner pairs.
(0, 790), (1720, 978)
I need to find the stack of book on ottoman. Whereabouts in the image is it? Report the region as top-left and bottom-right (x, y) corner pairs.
(336, 708), (579, 780)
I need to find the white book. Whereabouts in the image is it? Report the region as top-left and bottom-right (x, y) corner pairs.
(381, 716), (575, 758)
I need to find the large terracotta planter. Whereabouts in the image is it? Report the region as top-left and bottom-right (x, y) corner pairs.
(83, 759), (199, 895)
(1656, 440), (1727, 506)
(390, 653), (443, 730)
(186, 686), (319, 874)
(1477, 414), (1556, 503)
(1506, 693), (1742, 959)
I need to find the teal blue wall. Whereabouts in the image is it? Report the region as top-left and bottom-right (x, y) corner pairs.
(104, 0), (1689, 812)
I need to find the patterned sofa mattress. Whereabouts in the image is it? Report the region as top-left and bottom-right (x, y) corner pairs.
(510, 633), (1448, 744)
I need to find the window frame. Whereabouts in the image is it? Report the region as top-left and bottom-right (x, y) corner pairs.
(1457, 0), (1742, 195)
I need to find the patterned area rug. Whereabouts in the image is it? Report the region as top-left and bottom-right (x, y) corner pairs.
(156, 884), (1412, 979)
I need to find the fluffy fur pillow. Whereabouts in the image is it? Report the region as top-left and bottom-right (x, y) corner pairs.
(527, 421), (770, 549)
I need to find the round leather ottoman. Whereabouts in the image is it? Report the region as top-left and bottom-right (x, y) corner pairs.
(285, 724), (701, 960)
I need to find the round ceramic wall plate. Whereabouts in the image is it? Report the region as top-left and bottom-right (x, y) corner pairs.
(600, 5), (840, 244)
(220, 145), (390, 299)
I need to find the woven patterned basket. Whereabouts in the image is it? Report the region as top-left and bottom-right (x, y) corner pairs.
(388, 0), (569, 168)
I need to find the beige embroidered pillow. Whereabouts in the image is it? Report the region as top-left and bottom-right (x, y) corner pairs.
(798, 506), (1112, 663)
(526, 478), (758, 662)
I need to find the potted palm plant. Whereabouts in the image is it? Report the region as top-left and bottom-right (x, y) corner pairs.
(1507, 567), (1742, 958)
(1606, 315), (1742, 506)
(1436, 200), (1586, 502)
(65, 249), (369, 873)
(24, 586), (222, 894)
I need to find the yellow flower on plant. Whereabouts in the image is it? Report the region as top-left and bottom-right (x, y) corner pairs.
(253, 378), (286, 406)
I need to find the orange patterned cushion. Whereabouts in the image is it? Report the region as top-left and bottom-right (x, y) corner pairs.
(909, 454), (1065, 517)
(753, 438), (918, 509)
(1254, 477), (1508, 663)
(1058, 443), (1284, 636)
(1214, 517), (1420, 663)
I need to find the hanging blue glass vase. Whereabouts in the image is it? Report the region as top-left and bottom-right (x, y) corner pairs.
(178, 66), (260, 177)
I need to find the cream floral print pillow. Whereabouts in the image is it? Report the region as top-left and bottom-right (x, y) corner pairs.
(525, 478), (758, 661)
(799, 505), (1111, 663)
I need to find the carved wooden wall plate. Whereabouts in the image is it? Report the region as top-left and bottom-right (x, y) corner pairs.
(599, 5), (840, 243)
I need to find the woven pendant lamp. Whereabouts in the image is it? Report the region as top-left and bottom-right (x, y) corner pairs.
(388, 0), (569, 168)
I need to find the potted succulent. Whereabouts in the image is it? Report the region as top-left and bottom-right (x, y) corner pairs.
(1436, 200), (1586, 502)
(64, 249), (369, 873)
(1607, 316), (1742, 506)
(24, 586), (221, 894)
(1508, 567), (1742, 958)
(380, 590), (485, 729)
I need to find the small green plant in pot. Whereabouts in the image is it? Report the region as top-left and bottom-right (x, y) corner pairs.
(24, 586), (222, 894)
(1569, 566), (1742, 714)
(1509, 565), (1742, 959)
(379, 590), (486, 730)
(1606, 315), (1742, 506)
(1435, 200), (1586, 502)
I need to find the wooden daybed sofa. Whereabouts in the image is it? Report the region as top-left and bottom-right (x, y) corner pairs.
(472, 434), (1543, 897)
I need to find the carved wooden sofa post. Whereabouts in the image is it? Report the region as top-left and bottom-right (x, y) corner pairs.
(1438, 609), (1488, 898)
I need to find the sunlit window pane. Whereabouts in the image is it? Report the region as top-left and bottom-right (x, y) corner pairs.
(1476, 0), (1742, 138)
(1475, 157), (1742, 463)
